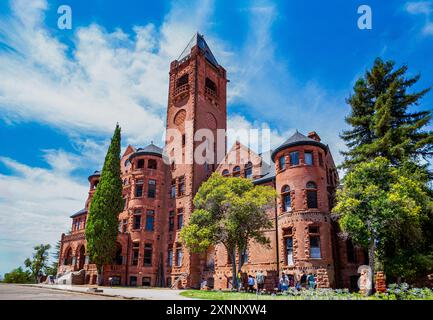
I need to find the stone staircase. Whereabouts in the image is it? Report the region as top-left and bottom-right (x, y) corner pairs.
(56, 269), (86, 285)
(171, 273), (188, 289)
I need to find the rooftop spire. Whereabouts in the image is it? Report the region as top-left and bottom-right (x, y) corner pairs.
(177, 32), (219, 67)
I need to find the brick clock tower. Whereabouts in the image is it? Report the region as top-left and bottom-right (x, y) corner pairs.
(165, 33), (228, 288)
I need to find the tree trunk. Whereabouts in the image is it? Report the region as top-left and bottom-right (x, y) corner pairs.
(231, 248), (237, 291)
(97, 265), (104, 286)
(368, 239), (375, 296)
(237, 248), (245, 292)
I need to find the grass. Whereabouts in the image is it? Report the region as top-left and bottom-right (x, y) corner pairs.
(180, 288), (433, 300)
(180, 289), (369, 300)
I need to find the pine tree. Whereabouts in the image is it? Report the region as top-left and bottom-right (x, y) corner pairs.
(341, 58), (433, 170)
(339, 58), (433, 284)
(85, 124), (123, 286)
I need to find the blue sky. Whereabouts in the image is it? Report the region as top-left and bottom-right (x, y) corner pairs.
(0, 0), (432, 276)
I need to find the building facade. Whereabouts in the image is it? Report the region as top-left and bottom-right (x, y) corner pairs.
(58, 33), (366, 290)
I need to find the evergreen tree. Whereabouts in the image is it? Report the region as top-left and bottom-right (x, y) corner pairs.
(85, 124), (123, 286)
(46, 240), (61, 276)
(341, 58), (433, 170)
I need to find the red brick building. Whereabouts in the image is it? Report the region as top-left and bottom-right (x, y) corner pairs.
(58, 33), (366, 290)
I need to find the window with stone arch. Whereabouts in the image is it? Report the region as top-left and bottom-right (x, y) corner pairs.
(174, 109), (187, 127)
(281, 185), (291, 212)
(306, 181), (318, 209)
(233, 166), (241, 177)
(176, 74), (189, 88)
(64, 247), (73, 265)
(205, 77), (217, 95)
(222, 169), (229, 177)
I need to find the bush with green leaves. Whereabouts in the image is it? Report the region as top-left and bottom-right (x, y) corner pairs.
(375, 283), (433, 300)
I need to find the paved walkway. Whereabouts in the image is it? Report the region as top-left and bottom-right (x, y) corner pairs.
(0, 284), (121, 300)
(27, 284), (194, 300)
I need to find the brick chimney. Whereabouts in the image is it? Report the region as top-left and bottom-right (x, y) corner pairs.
(308, 131), (321, 142)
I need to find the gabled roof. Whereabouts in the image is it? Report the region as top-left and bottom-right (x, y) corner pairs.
(178, 32), (219, 67)
(70, 208), (87, 218)
(271, 131), (327, 161)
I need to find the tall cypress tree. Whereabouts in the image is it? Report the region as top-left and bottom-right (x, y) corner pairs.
(85, 124), (123, 285)
(341, 58), (433, 170)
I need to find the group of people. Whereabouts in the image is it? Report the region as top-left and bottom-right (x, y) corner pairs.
(244, 270), (266, 293)
(279, 272), (317, 291)
(240, 270), (317, 293)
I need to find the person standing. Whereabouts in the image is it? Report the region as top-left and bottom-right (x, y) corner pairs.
(236, 271), (242, 291)
(279, 272), (289, 292)
(307, 273), (316, 289)
(300, 272), (307, 289)
(247, 275), (255, 293)
(256, 270), (265, 294)
(288, 274), (295, 288)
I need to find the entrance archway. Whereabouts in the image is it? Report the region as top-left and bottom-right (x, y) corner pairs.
(78, 246), (86, 270)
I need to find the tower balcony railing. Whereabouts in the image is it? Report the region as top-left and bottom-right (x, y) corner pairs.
(205, 87), (217, 99)
(174, 84), (190, 98)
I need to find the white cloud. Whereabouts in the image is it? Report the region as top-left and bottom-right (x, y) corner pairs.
(0, 0), (221, 146)
(0, 156), (88, 274)
(406, 1), (432, 14)
(405, 1), (433, 36)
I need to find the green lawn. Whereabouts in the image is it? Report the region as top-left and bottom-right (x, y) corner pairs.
(180, 288), (433, 300)
(179, 289), (368, 300)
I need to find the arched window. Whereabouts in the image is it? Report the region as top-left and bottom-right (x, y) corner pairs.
(176, 74), (189, 88)
(306, 181), (318, 208)
(205, 77), (217, 96)
(279, 156), (286, 170)
(222, 169), (229, 177)
(281, 185), (291, 212)
(78, 246), (86, 269)
(306, 181), (317, 189)
(245, 162), (253, 179)
(148, 159), (157, 169)
(233, 166), (241, 177)
(114, 243), (123, 265)
(64, 247), (73, 265)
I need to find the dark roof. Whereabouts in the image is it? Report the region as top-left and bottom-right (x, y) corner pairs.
(253, 172), (276, 185)
(129, 142), (163, 160)
(178, 32), (219, 67)
(253, 150), (275, 185)
(70, 208), (87, 218)
(87, 170), (101, 182)
(271, 131), (327, 161)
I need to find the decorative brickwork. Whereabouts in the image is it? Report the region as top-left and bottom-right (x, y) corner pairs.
(375, 271), (386, 293)
(316, 268), (330, 288)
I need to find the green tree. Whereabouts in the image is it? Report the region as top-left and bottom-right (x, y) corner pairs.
(2, 267), (33, 284)
(85, 124), (123, 286)
(46, 240), (61, 276)
(24, 244), (51, 283)
(341, 58), (433, 170)
(180, 173), (276, 289)
(333, 157), (432, 291)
